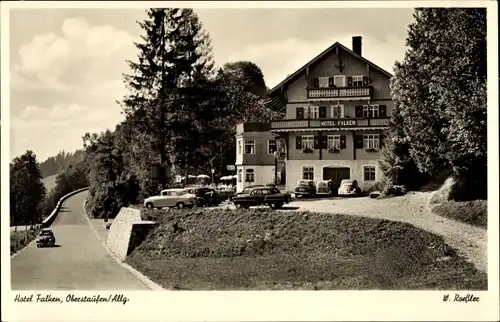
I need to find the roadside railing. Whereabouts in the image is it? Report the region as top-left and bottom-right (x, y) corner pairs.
(41, 187), (89, 228)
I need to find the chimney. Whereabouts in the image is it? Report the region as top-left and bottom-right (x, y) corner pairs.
(352, 36), (362, 56)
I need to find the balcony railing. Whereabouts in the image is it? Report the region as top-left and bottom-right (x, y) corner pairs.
(307, 86), (372, 100)
(271, 117), (389, 130)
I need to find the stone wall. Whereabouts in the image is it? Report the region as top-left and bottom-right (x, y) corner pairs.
(106, 207), (156, 261)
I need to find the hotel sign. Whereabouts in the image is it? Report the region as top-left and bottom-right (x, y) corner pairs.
(319, 120), (357, 127)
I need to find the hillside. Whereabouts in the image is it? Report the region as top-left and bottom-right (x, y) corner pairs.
(42, 174), (58, 192)
(39, 149), (85, 178)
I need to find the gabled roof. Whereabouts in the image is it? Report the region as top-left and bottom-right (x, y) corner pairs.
(268, 41), (393, 97)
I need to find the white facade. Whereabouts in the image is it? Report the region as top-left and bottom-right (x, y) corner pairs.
(285, 159), (382, 193)
(236, 165), (279, 193)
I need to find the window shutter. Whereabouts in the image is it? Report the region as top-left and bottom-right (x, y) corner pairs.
(313, 78), (319, 88)
(354, 135), (364, 149)
(379, 105), (387, 118)
(347, 77), (353, 87)
(296, 136), (302, 150)
(328, 77), (334, 87)
(340, 135), (346, 149)
(363, 76), (369, 86)
(314, 136), (320, 149)
(379, 134), (385, 148)
(320, 136), (328, 149)
(355, 106), (363, 118)
(319, 106), (326, 118)
(296, 107), (304, 119)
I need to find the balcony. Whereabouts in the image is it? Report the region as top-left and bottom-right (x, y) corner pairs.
(307, 86), (372, 101)
(270, 117), (389, 131)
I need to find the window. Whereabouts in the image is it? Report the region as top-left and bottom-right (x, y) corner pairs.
(364, 166), (376, 181)
(352, 76), (364, 87)
(303, 106), (309, 119)
(245, 169), (255, 182)
(268, 140), (277, 154)
(310, 106), (319, 119)
(238, 139), (242, 154)
(331, 105), (343, 118)
(318, 77), (329, 88)
(244, 140), (255, 154)
(302, 166), (314, 180)
(363, 134), (380, 149)
(327, 135), (340, 149)
(302, 135), (314, 150)
(363, 105), (379, 118)
(238, 169), (242, 182)
(334, 75), (346, 87)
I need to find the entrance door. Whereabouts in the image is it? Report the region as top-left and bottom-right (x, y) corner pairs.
(323, 167), (350, 194)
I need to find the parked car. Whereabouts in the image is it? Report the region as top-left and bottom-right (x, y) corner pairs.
(143, 189), (198, 209)
(316, 180), (333, 196)
(37, 229), (56, 248)
(294, 180), (316, 198)
(337, 179), (361, 197)
(232, 185), (266, 199)
(232, 187), (291, 209)
(185, 187), (221, 207)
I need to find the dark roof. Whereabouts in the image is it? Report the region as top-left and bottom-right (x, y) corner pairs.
(268, 41), (393, 97)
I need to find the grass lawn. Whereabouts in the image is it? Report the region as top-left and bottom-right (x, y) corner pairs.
(10, 229), (40, 255)
(127, 208), (487, 290)
(432, 200), (487, 228)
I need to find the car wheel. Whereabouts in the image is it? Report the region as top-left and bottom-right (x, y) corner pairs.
(146, 203), (154, 209)
(177, 202), (185, 209)
(271, 203), (283, 209)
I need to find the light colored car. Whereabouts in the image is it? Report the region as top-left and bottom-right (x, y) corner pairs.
(337, 179), (361, 197)
(316, 180), (333, 196)
(144, 189), (198, 209)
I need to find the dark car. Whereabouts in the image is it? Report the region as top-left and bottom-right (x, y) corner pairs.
(232, 185), (265, 199)
(232, 187), (291, 209)
(294, 180), (316, 198)
(186, 187), (221, 207)
(36, 229), (56, 248)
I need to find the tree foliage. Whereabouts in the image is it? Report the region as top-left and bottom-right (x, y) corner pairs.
(10, 150), (46, 225)
(386, 8), (486, 200)
(39, 150), (85, 178)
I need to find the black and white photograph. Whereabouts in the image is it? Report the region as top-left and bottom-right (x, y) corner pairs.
(1, 1), (498, 321)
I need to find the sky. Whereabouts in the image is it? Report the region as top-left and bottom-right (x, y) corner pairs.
(7, 7), (415, 162)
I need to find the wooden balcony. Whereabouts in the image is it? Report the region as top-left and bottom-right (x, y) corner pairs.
(307, 86), (372, 101)
(270, 117), (389, 131)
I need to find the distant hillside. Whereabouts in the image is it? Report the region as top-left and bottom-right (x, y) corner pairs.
(43, 174), (58, 192)
(39, 149), (85, 178)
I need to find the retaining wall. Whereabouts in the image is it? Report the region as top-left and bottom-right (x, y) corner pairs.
(42, 187), (89, 228)
(106, 207), (156, 262)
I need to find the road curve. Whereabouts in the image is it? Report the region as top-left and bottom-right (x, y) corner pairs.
(10, 191), (149, 290)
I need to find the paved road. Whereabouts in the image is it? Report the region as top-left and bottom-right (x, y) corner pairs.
(10, 191), (149, 290)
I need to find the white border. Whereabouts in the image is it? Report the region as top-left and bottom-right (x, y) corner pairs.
(1, 1), (499, 322)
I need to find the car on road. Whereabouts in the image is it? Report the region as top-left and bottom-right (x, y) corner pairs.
(232, 185), (265, 199)
(144, 189), (198, 209)
(337, 179), (361, 197)
(185, 187), (221, 207)
(316, 180), (333, 197)
(37, 229), (56, 248)
(232, 187), (291, 209)
(294, 180), (316, 198)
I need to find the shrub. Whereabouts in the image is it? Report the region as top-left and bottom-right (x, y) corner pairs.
(10, 229), (40, 255)
(382, 182), (407, 196)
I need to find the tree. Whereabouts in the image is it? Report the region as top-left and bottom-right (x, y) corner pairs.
(388, 8), (486, 200)
(10, 150), (46, 225)
(121, 8), (215, 186)
(221, 61), (268, 98)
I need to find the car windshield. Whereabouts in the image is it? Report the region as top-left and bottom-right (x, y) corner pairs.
(298, 180), (311, 186)
(40, 231), (52, 236)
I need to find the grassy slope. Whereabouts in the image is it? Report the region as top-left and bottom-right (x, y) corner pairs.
(432, 200), (487, 228)
(10, 229), (39, 255)
(127, 208), (487, 290)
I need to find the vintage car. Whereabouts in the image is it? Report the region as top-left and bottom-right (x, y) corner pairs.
(143, 189), (198, 209)
(337, 179), (362, 197)
(185, 187), (221, 207)
(316, 180), (333, 196)
(294, 180), (316, 198)
(232, 185), (265, 199)
(37, 229), (56, 248)
(232, 187), (291, 209)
